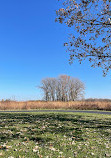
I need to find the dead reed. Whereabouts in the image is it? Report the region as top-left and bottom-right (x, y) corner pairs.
(0, 100), (111, 111)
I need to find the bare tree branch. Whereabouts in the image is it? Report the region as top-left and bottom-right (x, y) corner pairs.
(56, 0), (111, 75)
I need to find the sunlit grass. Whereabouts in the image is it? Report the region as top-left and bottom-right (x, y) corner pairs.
(0, 112), (111, 158)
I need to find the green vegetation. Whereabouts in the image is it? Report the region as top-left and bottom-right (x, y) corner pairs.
(0, 112), (111, 158)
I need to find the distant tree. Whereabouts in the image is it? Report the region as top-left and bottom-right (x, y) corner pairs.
(48, 78), (57, 101)
(57, 75), (70, 101)
(68, 77), (85, 101)
(39, 78), (50, 101)
(56, 0), (111, 75)
(39, 78), (57, 101)
(39, 75), (85, 101)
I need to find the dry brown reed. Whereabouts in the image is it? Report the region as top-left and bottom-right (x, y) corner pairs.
(0, 100), (111, 111)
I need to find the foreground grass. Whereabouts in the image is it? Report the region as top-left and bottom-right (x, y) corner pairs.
(0, 112), (111, 158)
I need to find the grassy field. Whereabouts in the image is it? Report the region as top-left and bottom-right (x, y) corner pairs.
(0, 112), (111, 158)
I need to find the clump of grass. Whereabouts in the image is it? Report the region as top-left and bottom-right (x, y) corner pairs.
(0, 100), (111, 111)
(0, 112), (111, 158)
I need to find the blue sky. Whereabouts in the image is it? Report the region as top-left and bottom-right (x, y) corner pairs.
(0, 0), (111, 101)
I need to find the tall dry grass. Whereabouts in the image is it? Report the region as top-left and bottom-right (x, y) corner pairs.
(0, 100), (111, 111)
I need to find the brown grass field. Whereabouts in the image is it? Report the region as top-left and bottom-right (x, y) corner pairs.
(0, 100), (111, 111)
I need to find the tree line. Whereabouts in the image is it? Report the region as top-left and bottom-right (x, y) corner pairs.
(39, 75), (85, 101)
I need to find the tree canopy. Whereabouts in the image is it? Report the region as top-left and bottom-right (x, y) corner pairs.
(56, 0), (111, 75)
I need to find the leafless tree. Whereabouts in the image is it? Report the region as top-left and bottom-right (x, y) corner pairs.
(48, 78), (57, 101)
(39, 78), (50, 101)
(56, 0), (111, 76)
(39, 75), (85, 101)
(58, 75), (70, 101)
(70, 78), (85, 100)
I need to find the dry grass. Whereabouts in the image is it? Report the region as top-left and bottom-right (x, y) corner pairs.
(0, 100), (111, 111)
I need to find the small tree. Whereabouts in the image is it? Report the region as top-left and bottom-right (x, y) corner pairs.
(56, 0), (111, 75)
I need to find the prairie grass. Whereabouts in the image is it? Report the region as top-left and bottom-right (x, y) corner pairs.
(0, 112), (111, 158)
(0, 100), (111, 111)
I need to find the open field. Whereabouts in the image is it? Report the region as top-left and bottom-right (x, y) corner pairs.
(0, 100), (111, 111)
(0, 112), (111, 158)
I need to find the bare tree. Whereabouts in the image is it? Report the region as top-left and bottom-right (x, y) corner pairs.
(39, 78), (57, 101)
(55, 77), (62, 101)
(56, 0), (111, 75)
(71, 78), (85, 100)
(39, 78), (50, 101)
(39, 75), (85, 101)
(48, 78), (57, 101)
(58, 75), (70, 101)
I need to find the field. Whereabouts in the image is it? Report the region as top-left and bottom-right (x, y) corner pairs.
(0, 100), (111, 111)
(0, 112), (111, 158)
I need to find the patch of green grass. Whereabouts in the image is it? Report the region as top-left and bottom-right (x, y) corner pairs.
(0, 112), (111, 158)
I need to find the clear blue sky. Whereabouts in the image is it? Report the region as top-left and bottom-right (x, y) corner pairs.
(0, 0), (111, 101)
